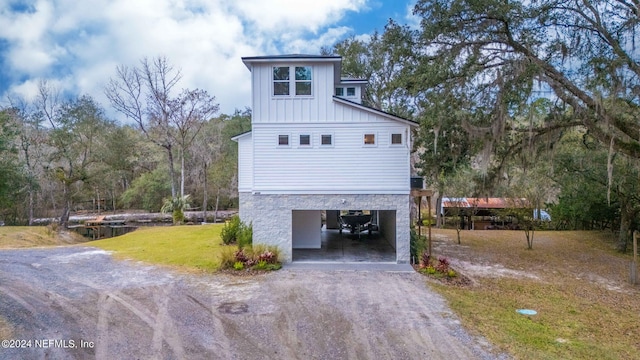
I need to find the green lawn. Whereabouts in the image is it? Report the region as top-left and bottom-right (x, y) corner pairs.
(91, 224), (229, 272)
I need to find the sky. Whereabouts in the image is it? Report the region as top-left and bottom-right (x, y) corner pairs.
(0, 0), (418, 121)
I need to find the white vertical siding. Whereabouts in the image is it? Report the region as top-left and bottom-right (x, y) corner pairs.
(236, 133), (253, 191)
(252, 63), (336, 123)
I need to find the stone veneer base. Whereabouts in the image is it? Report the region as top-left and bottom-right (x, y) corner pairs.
(238, 192), (410, 263)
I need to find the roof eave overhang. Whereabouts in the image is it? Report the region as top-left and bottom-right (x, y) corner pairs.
(231, 130), (252, 142)
(332, 96), (418, 127)
(241, 56), (342, 70)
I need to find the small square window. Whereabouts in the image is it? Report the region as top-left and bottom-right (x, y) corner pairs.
(346, 87), (356, 96)
(364, 133), (375, 145)
(321, 134), (332, 145)
(391, 133), (403, 145)
(278, 135), (289, 146)
(299, 134), (310, 146)
(335, 87), (344, 96)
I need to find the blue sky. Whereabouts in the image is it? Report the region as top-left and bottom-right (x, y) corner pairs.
(0, 0), (418, 119)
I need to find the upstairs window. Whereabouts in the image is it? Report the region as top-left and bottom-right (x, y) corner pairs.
(295, 66), (312, 95)
(299, 134), (311, 146)
(273, 67), (290, 95)
(278, 134), (289, 146)
(321, 134), (332, 146)
(335, 87), (344, 96)
(273, 66), (313, 96)
(364, 133), (376, 145)
(346, 87), (356, 96)
(391, 133), (403, 145)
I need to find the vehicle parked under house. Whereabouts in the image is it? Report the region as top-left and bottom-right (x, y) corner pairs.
(232, 54), (418, 263)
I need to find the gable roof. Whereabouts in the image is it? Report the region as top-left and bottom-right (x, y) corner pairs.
(231, 130), (252, 142)
(332, 96), (419, 127)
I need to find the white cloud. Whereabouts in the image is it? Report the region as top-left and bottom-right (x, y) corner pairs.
(0, 0), (372, 119)
(231, 0), (367, 33)
(404, 1), (421, 29)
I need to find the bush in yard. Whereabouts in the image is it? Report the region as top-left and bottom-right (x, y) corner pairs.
(420, 251), (431, 269)
(237, 222), (253, 248)
(410, 227), (427, 263)
(436, 256), (450, 273)
(221, 216), (241, 244)
(253, 260), (269, 270)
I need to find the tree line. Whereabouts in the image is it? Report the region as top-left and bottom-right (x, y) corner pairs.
(0, 57), (249, 227)
(325, 0), (640, 251)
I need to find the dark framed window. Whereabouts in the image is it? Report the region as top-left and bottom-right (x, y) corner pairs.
(321, 134), (332, 146)
(391, 133), (403, 145)
(346, 87), (356, 96)
(299, 134), (311, 146)
(273, 67), (290, 96)
(335, 87), (344, 96)
(278, 134), (289, 146)
(364, 133), (376, 145)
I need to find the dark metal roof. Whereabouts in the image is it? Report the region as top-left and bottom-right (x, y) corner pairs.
(241, 54), (342, 71)
(242, 54), (341, 60)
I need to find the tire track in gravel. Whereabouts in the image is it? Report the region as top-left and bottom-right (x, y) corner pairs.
(73, 278), (187, 359)
(0, 247), (503, 360)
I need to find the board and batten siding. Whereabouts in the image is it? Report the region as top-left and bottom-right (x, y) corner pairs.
(236, 133), (253, 192)
(251, 122), (411, 194)
(251, 62), (335, 123)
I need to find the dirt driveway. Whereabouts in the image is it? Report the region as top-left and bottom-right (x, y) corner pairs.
(0, 247), (500, 359)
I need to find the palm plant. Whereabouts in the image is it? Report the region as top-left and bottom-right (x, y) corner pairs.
(161, 194), (191, 225)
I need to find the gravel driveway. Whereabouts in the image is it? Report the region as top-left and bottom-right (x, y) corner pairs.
(0, 247), (500, 359)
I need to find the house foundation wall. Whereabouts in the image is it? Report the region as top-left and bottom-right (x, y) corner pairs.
(239, 193), (410, 263)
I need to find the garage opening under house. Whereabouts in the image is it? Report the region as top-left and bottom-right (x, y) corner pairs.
(233, 54), (418, 264)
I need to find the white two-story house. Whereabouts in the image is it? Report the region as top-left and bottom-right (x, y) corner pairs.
(232, 54), (418, 263)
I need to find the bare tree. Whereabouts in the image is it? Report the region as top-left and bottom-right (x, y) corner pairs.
(106, 57), (219, 200)
(105, 57), (181, 197)
(170, 88), (219, 198)
(7, 91), (49, 225)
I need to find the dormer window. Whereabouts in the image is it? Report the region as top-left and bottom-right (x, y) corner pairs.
(346, 87), (356, 96)
(273, 66), (312, 96)
(335, 87), (344, 96)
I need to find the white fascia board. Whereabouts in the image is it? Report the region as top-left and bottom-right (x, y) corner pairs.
(231, 131), (252, 142)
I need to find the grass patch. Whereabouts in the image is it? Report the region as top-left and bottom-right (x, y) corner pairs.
(0, 226), (84, 249)
(429, 229), (640, 359)
(91, 224), (228, 273)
